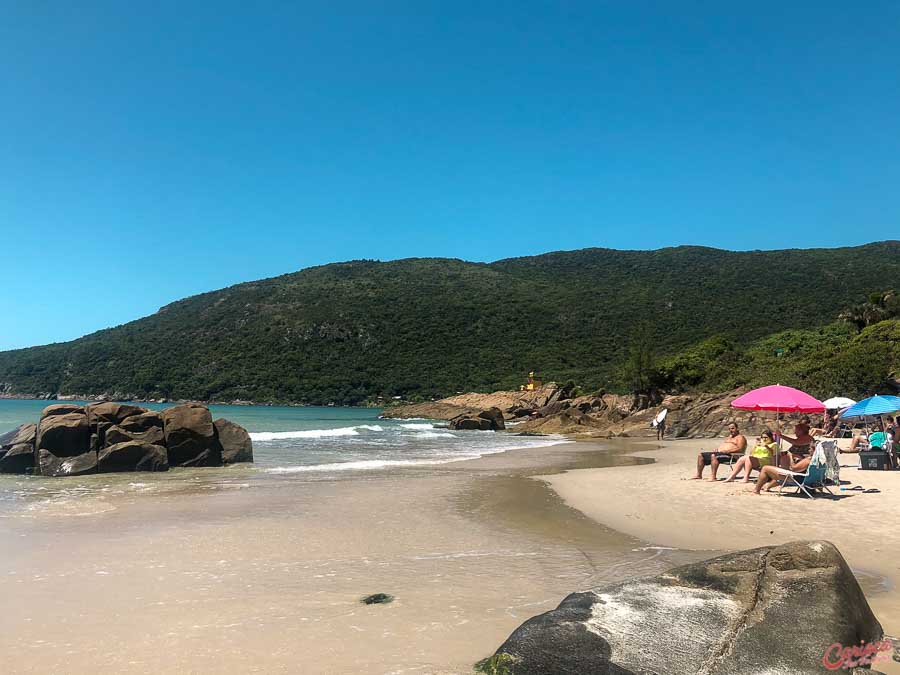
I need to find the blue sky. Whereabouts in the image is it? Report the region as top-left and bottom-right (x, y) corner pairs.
(2, 2), (899, 350)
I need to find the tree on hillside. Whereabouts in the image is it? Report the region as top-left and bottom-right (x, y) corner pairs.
(621, 323), (663, 408)
(838, 290), (898, 331)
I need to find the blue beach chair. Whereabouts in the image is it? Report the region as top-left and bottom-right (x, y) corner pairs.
(777, 445), (833, 499)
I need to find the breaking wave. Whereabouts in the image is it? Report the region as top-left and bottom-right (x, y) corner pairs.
(250, 424), (384, 441)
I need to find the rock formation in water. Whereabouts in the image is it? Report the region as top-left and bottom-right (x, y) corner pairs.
(485, 540), (886, 674)
(0, 402), (253, 477)
(448, 407), (506, 431)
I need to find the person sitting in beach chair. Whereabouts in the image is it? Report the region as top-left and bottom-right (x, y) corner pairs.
(691, 422), (747, 481)
(752, 450), (812, 495)
(776, 444), (832, 498)
(777, 422), (815, 468)
(723, 430), (776, 483)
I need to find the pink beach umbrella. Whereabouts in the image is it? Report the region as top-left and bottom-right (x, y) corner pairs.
(731, 385), (825, 464)
(731, 385), (826, 414)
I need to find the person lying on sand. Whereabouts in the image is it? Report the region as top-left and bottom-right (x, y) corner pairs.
(723, 430), (776, 483)
(692, 423), (747, 481)
(842, 419), (886, 454)
(752, 451), (812, 494)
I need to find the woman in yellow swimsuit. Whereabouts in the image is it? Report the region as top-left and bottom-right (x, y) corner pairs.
(723, 430), (777, 483)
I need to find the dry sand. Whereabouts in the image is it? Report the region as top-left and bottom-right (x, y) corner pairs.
(540, 437), (900, 673)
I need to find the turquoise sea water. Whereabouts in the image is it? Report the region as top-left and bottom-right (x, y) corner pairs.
(0, 400), (567, 513)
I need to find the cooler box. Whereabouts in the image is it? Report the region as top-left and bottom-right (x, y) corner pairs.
(859, 450), (888, 471)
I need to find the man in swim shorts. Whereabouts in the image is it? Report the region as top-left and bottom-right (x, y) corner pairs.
(691, 422), (747, 481)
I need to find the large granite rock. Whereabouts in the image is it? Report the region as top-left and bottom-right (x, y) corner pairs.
(86, 402), (147, 426)
(37, 412), (91, 458)
(0, 423), (37, 474)
(38, 448), (98, 477)
(0, 443), (36, 474)
(0, 423), (36, 450)
(40, 404), (84, 420)
(489, 541), (884, 674)
(105, 423), (165, 448)
(98, 441), (169, 473)
(119, 411), (164, 432)
(162, 403), (221, 467)
(213, 418), (254, 464)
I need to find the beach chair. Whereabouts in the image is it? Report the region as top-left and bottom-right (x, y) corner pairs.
(777, 445), (832, 499)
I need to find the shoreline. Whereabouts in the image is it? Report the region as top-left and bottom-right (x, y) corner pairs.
(538, 438), (900, 672)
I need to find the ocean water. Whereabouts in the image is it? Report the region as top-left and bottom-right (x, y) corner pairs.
(0, 400), (568, 512)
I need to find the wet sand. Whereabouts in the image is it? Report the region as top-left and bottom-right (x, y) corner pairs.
(542, 438), (900, 674)
(0, 440), (709, 674)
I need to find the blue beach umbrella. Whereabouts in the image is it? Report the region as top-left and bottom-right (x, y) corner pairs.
(839, 395), (900, 419)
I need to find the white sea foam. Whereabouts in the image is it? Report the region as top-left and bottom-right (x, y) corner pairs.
(250, 424), (383, 441)
(415, 431), (455, 439)
(266, 457), (477, 473)
(400, 423), (436, 430)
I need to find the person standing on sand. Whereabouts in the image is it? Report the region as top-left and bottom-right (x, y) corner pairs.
(656, 416), (666, 440)
(691, 422), (747, 481)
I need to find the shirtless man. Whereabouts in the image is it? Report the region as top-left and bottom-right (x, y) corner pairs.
(691, 422), (747, 481)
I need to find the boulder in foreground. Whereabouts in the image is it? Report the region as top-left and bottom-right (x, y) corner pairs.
(489, 541), (884, 674)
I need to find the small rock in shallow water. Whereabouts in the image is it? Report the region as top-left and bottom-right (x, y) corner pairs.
(361, 593), (393, 605)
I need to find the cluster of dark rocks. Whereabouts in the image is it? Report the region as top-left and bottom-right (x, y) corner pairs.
(0, 402), (253, 476)
(448, 407), (506, 431)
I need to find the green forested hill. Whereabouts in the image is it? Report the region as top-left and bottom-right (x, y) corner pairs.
(1, 242), (898, 404)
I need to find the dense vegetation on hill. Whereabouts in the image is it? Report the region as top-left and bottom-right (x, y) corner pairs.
(1, 242), (898, 404)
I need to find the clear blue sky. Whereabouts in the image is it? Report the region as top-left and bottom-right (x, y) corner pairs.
(2, 2), (899, 350)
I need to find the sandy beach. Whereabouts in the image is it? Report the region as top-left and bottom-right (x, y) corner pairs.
(3, 431), (899, 673)
(541, 437), (900, 673)
(0, 439), (713, 675)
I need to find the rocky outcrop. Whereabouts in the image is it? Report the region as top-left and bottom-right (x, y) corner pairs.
(383, 384), (798, 439)
(449, 407), (506, 431)
(1, 402), (252, 476)
(162, 403), (221, 467)
(212, 418), (254, 464)
(488, 541), (884, 674)
(98, 441), (169, 472)
(380, 383), (573, 421)
(379, 401), (481, 422)
(0, 423), (36, 474)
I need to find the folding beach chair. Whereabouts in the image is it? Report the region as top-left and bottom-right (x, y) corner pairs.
(777, 445), (832, 499)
